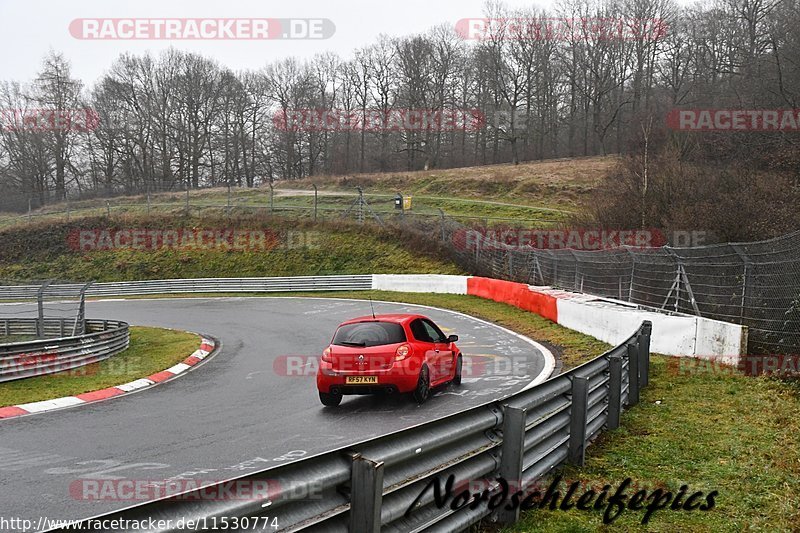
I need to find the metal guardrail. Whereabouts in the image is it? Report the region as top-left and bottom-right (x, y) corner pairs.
(50, 321), (652, 533)
(0, 276), (374, 300)
(0, 318), (130, 382)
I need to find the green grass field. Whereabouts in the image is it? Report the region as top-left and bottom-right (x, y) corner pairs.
(0, 215), (462, 281)
(496, 357), (800, 532)
(0, 326), (200, 407)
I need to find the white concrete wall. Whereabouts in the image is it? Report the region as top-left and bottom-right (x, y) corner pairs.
(555, 298), (699, 355)
(370, 276), (746, 358)
(694, 317), (747, 364)
(371, 274), (469, 294)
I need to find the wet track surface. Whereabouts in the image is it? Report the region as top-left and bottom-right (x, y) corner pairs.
(0, 297), (551, 524)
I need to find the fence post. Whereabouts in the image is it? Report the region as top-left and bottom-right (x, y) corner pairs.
(570, 251), (580, 291)
(147, 192), (151, 216)
(73, 282), (93, 336)
(607, 355), (623, 430)
(438, 208), (446, 242)
(349, 454), (384, 533)
(639, 323), (651, 387)
(551, 250), (559, 286)
(627, 250), (636, 302)
(495, 405), (527, 524)
(36, 281), (51, 338)
(269, 182), (275, 214)
(731, 245), (752, 323)
(106, 201), (110, 217)
(568, 376), (589, 466)
(627, 342), (640, 406)
(313, 184), (318, 222)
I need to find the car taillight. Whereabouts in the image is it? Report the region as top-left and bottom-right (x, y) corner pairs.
(395, 344), (411, 361)
(322, 347), (333, 363)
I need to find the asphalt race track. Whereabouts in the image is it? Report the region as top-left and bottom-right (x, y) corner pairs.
(0, 297), (552, 525)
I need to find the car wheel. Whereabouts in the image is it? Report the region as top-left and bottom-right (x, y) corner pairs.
(319, 391), (342, 407)
(413, 365), (430, 404)
(453, 355), (462, 386)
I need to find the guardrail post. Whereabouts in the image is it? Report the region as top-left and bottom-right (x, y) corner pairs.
(349, 454), (384, 533)
(3, 318), (8, 337)
(495, 405), (527, 524)
(60, 318), (65, 337)
(607, 355), (622, 430)
(568, 376), (589, 466)
(627, 342), (640, 406)
(638, 325), (651, 388)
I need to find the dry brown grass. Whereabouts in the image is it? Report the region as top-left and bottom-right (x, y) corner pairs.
(281, 155), (618, 210)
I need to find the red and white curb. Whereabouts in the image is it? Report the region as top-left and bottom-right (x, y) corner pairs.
(0, 337), (215, 420)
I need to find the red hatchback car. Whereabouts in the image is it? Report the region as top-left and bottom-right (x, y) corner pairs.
(316, 314), (462, 406)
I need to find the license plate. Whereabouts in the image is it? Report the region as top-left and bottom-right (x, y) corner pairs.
(346, 376), (378, 384)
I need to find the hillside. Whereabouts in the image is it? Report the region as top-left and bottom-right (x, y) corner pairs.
(0, 156), (617, 231)
(284, 155), (617, 211)
(0, 215), (462, 282)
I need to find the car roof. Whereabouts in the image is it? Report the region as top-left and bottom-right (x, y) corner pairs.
(339, 313), (427, 326)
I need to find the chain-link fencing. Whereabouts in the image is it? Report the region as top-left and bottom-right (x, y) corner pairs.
(403, 216), (800, 355)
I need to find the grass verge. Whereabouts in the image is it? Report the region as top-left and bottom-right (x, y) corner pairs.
(0, 326), (200, 407)
(494, 356), (800, 532)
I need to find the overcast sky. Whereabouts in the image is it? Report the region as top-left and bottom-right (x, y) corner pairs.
(0, 0), (565, 86)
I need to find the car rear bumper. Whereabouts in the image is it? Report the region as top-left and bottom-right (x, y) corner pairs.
(317, 359), (420, 394)
(328, 384), (401, 395)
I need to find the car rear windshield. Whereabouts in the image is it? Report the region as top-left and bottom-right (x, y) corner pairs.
(332, 321), (406, 347)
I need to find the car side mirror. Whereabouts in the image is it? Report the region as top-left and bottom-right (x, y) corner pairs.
(447, 334), (458, 343)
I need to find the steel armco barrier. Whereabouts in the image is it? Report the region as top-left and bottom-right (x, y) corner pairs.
(50, 321), (652, 533)
(0, 318), (129, 382)
(0, 276), (374, 299)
